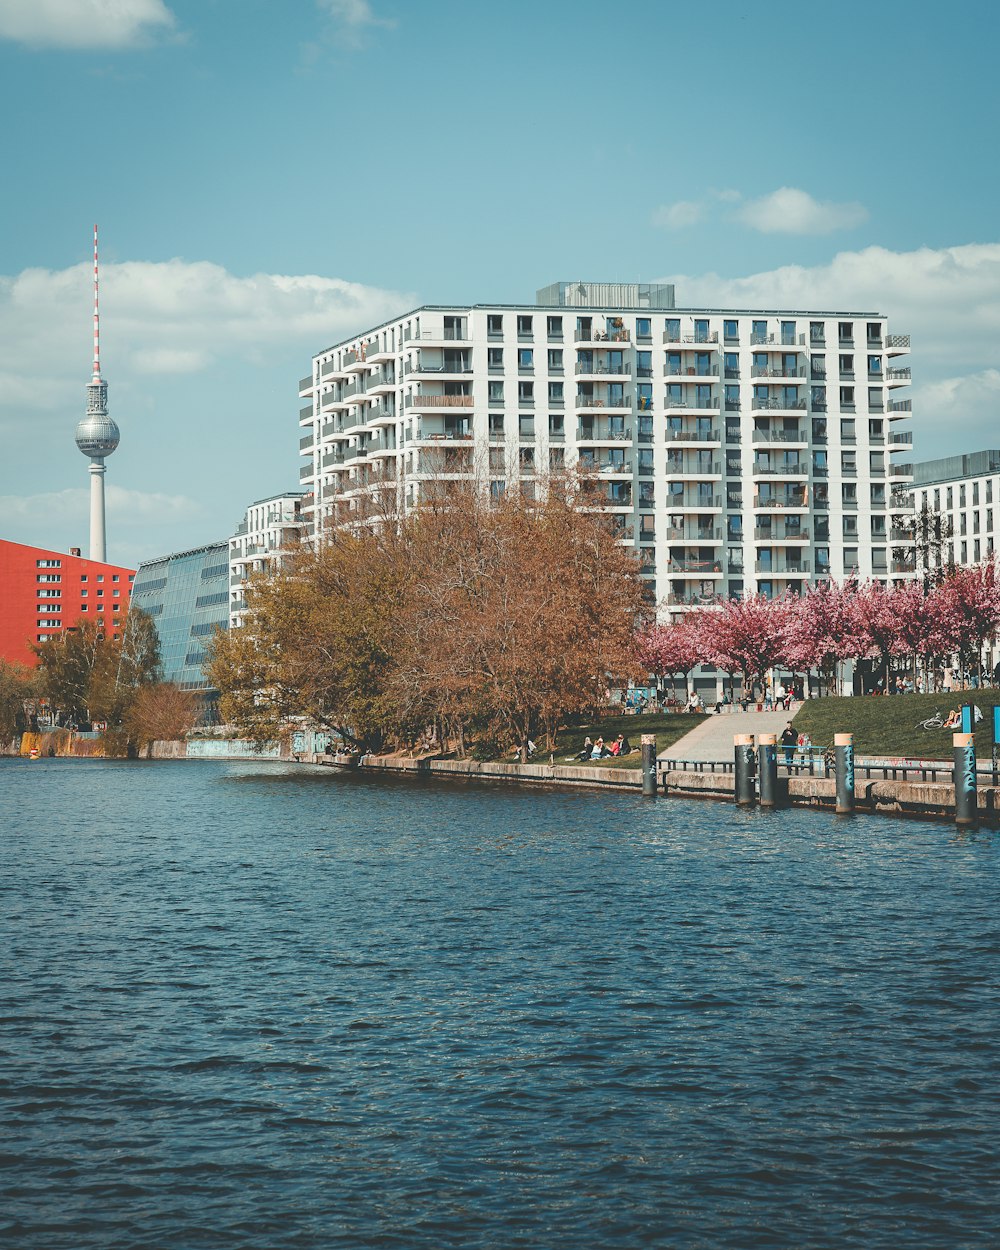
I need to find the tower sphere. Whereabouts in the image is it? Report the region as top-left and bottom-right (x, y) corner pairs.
(75, 413), (120, 458)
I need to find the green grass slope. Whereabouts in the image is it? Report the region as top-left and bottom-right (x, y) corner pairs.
(792, 690), (1000, 759)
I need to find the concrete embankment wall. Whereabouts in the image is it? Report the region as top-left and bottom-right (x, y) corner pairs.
(663, 767), (1000, 822)
(352, 754), (644, 790)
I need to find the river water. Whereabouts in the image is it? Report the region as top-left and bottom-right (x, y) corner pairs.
(2, 758), (999, 1249)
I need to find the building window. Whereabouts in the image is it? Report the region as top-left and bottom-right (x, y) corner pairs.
(518, 381), (534, 404)
(516, 315), (533, 337)
(547, 315), (562, 338)
(488, 381), (504, 403)
(488, 347), (503, 370)
(487, 314), (503, 335)
(518, 348), (533, 369)
(548, 382), (563, 403)
(636, 317), (651, 339)
(724, 319), (738, 341)
(547, 349), (563, 371)
(839, 321), (854, 342)
(840, 387), (855, 408)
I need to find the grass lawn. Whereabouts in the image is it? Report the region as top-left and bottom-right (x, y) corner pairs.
(553, 710), (709, 769)
(792, 690), (1000, 759)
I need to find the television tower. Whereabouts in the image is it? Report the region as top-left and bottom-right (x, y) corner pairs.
(75, 224), (120, 563)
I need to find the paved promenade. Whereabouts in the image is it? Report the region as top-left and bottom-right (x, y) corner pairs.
(660, 708), (796, 763)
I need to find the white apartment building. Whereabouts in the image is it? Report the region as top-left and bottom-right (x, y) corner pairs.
(911, 450), (1000, 572)
(297, 282), (913, 614)
(229, 491), (306, 627)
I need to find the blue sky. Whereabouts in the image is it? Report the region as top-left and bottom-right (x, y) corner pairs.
(1, 0), (998, 567)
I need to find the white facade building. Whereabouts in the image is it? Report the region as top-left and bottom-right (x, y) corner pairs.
(911, 450), (1000, 572)
(228, 491), (306, 627)
(297, 283), (914, 614)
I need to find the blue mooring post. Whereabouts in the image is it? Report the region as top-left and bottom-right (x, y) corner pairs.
(835, 731), (855, 815)
(757, 732), (778, 808)
(953, 731), (978, 828)
(734, 733), (755, 807)
(641, 733), (657, 798)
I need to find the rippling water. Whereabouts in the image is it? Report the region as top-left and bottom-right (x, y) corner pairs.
(2, 758), (999, 1248)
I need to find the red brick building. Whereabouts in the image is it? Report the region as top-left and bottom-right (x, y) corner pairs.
(0, 539), (136, 668)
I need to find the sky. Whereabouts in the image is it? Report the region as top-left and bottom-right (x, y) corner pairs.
(0, 0), (998, 569)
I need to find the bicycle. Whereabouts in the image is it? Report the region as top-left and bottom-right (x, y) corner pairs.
(915, 710), (944, 730)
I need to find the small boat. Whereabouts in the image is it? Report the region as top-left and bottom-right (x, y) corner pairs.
(28, 747), (41, 760)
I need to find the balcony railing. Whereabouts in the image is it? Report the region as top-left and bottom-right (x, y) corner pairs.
(576, 394), (632, 409)
(752, 429), (805, 444)
(887, 335), (910, 349)
(574, 362), (633, 375)
(405, 394), (473, 408)
(663, 331), (719, 345)
(750, 333), (807, 346)
(751, 367), (807, 379)
(665, 427), (720, 442)
(751, 397), (807, 411)
(753, 462), (808, 475)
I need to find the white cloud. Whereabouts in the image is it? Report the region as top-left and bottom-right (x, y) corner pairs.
(736, 187), (868, 235)
(0, 0), (176, 49)
(0, 485), (199, 524)
(317, 0), (394, 46)
(651, 200), (704, 230)
(0, 257), (415, 421)
(661, 242), (1000, 458)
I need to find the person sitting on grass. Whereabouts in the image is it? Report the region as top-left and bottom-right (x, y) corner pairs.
(574, 736), (593, 761)
(590, 736), (609, 759)
(943, 709), (961, 729)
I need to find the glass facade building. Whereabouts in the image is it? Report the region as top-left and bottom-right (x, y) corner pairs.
(130, 541), (230, 690)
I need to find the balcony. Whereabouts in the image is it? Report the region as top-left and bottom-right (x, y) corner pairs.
(885, 367), (911, 385)
(751, 427), (806, 445)
(663, 331), (719, 345)
(750, 366), (807, 380)
(299, 433), (313, 451)
(669, 558), (724, 576)
(575, 327), (632, 344)
(299, 375), (313, 393)
(890, 431), (913, 449)
(888, 399), (912, 414)
(664, 393), (720, 413)
(665, 426), (721, 444)
(577, 422), (632, 444)
(665, 458), (723, 478)
(755, 560), (811, 575)
(751, 397), (807, 411)
(575, 358), (632, 378)
(750, 333), (807, 348)
(404, 393), (474, 409)
(886, 334), (911, 353)
(404, 325), (470, 344)
(754, 494), (809, 511)
(890, 463), (914, 478)
(752, 461), (808, 476)
(665, 526), (723, 542)
(576, 392), (632, 411)
(754, 526), (810, 542)
(664, 363), (720, 381)
(665, 592), (723, 606)
(663, 495), (724, 511)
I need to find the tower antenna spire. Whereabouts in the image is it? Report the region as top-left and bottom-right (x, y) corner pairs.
(92, 222), (102, 382)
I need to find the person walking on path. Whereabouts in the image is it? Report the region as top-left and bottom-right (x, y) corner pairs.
(780, 721), (797, 765)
